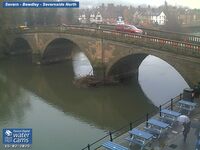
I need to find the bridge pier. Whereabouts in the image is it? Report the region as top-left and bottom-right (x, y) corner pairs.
(32, 53), (42, 65)
(92, 66), (105, 80)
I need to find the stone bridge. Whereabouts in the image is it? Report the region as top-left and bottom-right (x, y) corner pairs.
(7, 26), (200, 86)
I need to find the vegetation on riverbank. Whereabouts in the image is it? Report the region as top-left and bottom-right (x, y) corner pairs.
(0, 8), (5, 56)
(0, 7), (10, 57)
(0, 5), (78, 58)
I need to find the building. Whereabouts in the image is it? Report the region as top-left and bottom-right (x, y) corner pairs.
(116, 16), (125, 24)
(178, 9), (200, 25)
(78, 14), (87, 24)
(89, 13), (96, 23)
(94, 12), (103, 23)
(150, 11), (166, 25)
(79, 11), (103, 24)
(132, 9), (152, 26)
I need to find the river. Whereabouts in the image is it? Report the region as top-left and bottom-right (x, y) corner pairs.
(0, 52), (189, 150)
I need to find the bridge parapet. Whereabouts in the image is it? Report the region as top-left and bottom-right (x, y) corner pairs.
(10, 25), (200, 44)
(11, 26), (200, 59)
(140, 27), (200, 45)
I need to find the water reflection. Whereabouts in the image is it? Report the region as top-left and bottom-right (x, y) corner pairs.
(0, 74), (31, 125)
(0, 56), (154, 150)
(139, 55), (189, 106)
(0, 58), (154, 129)
(72, 52), (93, 79)
(0, 53), (191, 149)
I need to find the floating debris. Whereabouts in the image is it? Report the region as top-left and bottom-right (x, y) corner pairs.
(73, 75), (119, 88)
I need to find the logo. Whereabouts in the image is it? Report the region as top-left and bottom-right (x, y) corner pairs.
(2, 128), (32, 148)
(5, 130), (12, 136)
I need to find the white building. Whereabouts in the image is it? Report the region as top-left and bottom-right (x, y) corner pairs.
(151, 11), (166, 25)
(116, 16), (124, 24)
(87, 12), (103, 24)
(94, 12), (103, 23)
(78, 14), (87, 24)
(89, 14), (95, 23)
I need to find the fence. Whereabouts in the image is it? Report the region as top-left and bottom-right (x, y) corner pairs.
(81, 94), (182, 150)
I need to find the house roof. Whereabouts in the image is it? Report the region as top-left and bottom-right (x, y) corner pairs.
(151, 10), (164, 16)
(133, 9), (165, 17)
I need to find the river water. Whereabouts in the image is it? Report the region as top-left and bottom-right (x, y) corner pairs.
(0, 53), (189, 150)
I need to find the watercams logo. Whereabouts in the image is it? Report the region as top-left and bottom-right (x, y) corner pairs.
(5, 130), (12, 136)
(3, 128), (32, 148)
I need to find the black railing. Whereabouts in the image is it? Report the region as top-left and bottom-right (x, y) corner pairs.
(81, 94), (182, 150)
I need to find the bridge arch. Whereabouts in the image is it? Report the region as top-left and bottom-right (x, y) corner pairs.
(10, 37), (32, 54)
(42, 37), (93, 64)
(106, 52), (190, 85)
(42, 38), (75, 63)
(107, 53), (147, 81)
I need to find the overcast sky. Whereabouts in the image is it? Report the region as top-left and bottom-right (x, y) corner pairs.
(79, 0), (200, 9)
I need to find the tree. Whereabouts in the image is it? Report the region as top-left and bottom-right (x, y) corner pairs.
(0, 8), (8, 54)
(46, 9), (59, 25)
(163, 3), (182, 32)
(0, 6), (25, 55)
(65, 9), (76, 24)
(26, 9), (35, 26)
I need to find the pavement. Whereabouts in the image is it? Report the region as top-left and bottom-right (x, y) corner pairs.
(99, 97), (200, 150)
(146, 97), (200, 150)
(160, 103), (200, 150)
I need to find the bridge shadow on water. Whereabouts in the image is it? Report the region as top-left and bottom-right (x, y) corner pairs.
(0, 55), (156, 131)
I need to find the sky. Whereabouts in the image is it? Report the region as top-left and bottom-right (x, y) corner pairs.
(79, 0), (200, 9)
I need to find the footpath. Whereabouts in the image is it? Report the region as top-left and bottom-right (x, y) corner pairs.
(99, 97), (200, 150)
